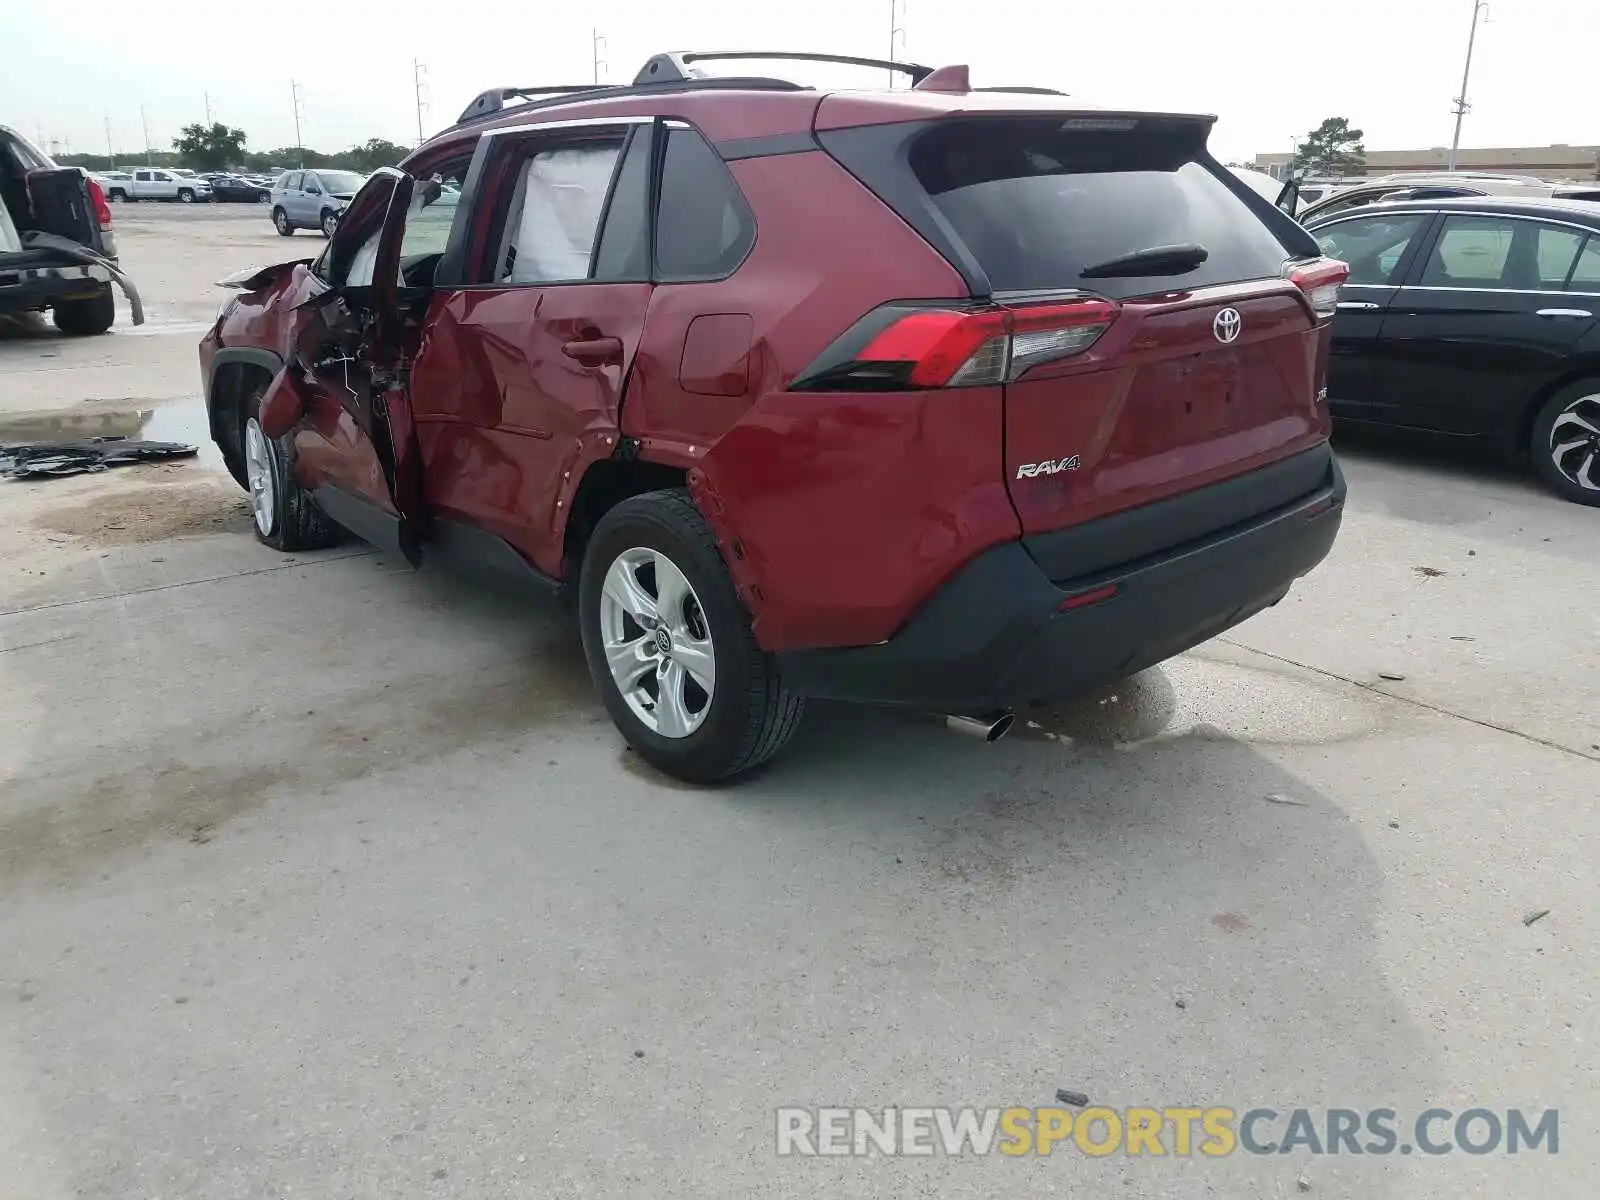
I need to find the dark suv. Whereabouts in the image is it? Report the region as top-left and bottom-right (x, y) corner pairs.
(199, 51), (1349, 782)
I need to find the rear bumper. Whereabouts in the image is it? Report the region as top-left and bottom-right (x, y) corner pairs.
(0, 254), (112, 313)
(776, 444), (1345, 712)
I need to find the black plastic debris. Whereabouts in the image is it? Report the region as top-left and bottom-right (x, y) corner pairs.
(0, 436), (197, 480)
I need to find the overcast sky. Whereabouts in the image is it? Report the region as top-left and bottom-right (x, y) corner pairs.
(3, 0), (1595, 164)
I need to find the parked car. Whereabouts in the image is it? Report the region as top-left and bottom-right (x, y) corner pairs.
(1, 124), (142, 334)
(104, 167), (212, 203)
(1295, 174), (1596, 225)
(269, 169), (365, 236)
(200, 50), (1349, 781)
(1307, 195), (1600, 504)
(205, 173), (271, 203)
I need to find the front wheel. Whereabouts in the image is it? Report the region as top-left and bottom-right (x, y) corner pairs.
(241, 386), (344, 550)
(272, 207), (294, 236)
(579, 490), (804, 784)
(320, 209), (338, 238)
(256, 192), (271, 203)
(1530, 380), (1600, 507)
(177, 188), (194, 203)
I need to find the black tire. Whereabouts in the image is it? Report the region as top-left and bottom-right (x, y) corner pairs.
(240, 383), (345, 551)
(320, 209), (338, 238)
(256, 192), (271, 203)
(177, 188), (195, 203)
(1529, 379), (1600, 507)
(107, 189), (126, 203)
(273, 207), (294, 236)
(579, 490), (804, 784)
(51, 287), (115, 336)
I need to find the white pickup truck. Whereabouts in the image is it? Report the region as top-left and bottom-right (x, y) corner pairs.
(103, 168), (212, 203)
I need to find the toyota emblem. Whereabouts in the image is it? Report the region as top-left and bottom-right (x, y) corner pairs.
(1213, 307), (1242, 344)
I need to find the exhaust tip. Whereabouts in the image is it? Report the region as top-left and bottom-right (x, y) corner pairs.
(945, 711), (1015, 743)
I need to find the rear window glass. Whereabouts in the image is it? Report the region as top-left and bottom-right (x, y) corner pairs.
(910, 119), (1290, 299)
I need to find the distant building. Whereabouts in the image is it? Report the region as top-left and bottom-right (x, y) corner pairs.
(1253, 143), (1599, 183)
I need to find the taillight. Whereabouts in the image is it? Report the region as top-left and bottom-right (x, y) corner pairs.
(1286, 257), (1349, 319)
(790, 299), (1119, 392)
(86, 177), (113, 230)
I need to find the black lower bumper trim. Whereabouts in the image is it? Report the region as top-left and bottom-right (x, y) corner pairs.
(776, 451), (1345, 712)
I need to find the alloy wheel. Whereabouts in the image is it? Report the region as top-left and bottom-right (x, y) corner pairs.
(597, 546), (716, 739)
(243, 417), (276, 535)
(1548, 392), (1600, 492)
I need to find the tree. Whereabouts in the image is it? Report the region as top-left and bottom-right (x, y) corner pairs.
(172, 122), (249, 171)
(347, 138), (410, 173)
(1293, 118), (1366, 178)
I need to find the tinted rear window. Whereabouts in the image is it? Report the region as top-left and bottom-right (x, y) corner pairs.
(909, 118), (1291, 299)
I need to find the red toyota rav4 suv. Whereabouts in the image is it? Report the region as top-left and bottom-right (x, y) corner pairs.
(198, 51), (1349, 783)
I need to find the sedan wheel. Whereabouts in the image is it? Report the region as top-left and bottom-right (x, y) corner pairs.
(1532, 381), (1600, 507)
(1549, 393), (1600, 491)
(598, 547), (717, 739)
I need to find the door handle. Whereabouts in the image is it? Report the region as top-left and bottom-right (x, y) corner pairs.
(1536, 308), (1593, 320)
(562, 336), (624, 366)
(1336, 301), (1381, 311)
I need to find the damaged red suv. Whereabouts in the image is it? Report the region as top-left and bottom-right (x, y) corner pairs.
(198, 51), (1349, 782)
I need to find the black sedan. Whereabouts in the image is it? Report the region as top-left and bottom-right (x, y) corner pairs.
(1308, 196), (1600, 505)
(203, 174), (271, 203)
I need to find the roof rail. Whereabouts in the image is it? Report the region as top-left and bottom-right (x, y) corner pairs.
(456, 85), (607, 124)
(633, 50), (934, 87)
(973, 86), (1068, 96)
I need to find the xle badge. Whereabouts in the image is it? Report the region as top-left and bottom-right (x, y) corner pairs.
(1016, 456), (1082, 479)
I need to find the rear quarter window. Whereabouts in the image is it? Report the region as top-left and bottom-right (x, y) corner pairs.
(908, 118), (1291, 299)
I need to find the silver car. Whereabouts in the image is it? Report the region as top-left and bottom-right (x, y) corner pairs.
(269, 168), (366, 237)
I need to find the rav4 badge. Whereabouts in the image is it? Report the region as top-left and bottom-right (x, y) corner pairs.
(1016, 456), (1082, 479)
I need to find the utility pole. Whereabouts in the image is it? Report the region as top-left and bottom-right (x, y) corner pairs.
(291, 80), (306, 168)
(888, 0), (908, 87)
(205, 91), (214, 124)
(140, 104), (154, 166)
(413, 59), (429, 144)
(106, 112), (116, 170)
(592, 29), (607, 86)
(1448, 0), (1490, 172)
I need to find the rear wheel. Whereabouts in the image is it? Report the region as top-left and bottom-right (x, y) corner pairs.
(241, 385), (344, 550)
(51, 287), (115, 336)
(273, 207), (293, 236)
(256, 192), (271, 203)
(1530, 380), (1600, 507)
(107, 188), (126, 203)
(579, 490), (804, 784)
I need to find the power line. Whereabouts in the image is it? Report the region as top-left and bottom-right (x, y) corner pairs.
(414, 59), (429, 145)
(592, 29), (608, 86)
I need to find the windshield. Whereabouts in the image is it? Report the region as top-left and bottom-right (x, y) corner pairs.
(317, 171), (366, 194)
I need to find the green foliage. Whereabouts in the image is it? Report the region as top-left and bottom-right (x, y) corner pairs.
(172, 122), (249, 171)
(1293, 118), (1366, 178)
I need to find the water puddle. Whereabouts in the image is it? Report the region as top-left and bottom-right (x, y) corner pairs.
(0, 401), (223, 471)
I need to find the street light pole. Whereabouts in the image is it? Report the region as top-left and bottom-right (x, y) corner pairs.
(291, 80), (306, 168)
(592, 29), (607, 86)
(1448, 0), (1490, 172)
(414, 59), (429, 144)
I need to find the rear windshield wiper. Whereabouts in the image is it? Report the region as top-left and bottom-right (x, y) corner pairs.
(1078, 243), (1209, 279)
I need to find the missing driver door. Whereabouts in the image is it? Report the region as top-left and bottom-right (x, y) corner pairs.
(286, 167), (423, 563)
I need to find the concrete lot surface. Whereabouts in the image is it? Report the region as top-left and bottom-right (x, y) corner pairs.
(1, 205), (1595, 1198)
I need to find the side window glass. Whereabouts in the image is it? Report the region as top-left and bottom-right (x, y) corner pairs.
(284, 172), (301, 190)
(1567, 235), (1600, 290)
(654, 127), (755, 281)
(494, 137), (624, 285)
(592, 128), (652, 282)
(1313, 214), (1428, 286)
(1420, 215), (1517, 287)
(1535, 225), (1585, 289)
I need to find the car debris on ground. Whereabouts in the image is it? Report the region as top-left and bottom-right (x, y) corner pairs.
(0, 436), (196, 479)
